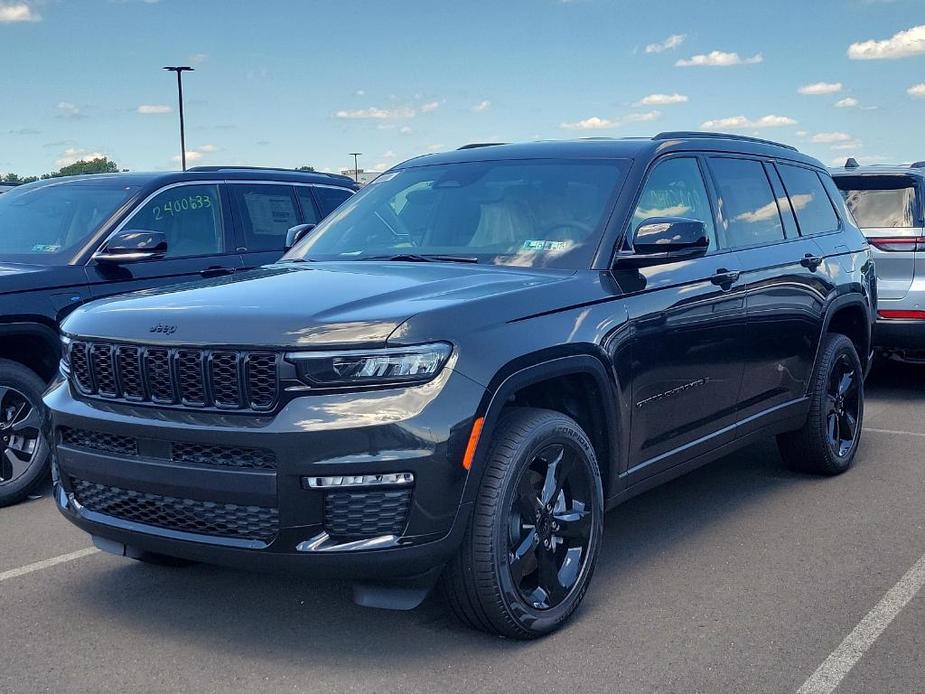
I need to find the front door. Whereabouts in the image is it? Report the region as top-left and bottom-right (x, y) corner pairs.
(87, 182), (242, 298)
(619, 156), (746, 482)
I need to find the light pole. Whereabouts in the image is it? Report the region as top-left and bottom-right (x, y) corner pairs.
(163, 66), (194, 170)
(349, 152), (362, 183)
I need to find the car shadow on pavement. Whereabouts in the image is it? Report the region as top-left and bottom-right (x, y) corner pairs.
(68, 436), (817, 664)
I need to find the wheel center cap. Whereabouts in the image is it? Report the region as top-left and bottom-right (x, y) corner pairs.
(537, 513), (552, 539)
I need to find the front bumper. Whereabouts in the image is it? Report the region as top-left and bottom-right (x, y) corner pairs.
(46, 368), (485, 579)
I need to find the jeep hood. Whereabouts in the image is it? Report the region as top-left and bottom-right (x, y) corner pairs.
(62, 262), (577, 348)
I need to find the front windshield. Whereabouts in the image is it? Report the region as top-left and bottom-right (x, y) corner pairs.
(287, 158), (629, 268)
(0, 180), (138, 264)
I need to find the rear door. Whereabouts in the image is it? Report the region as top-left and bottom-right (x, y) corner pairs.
(705, 156), (828, 424)
(86, 182), (243, 298)
(228, 183), (304, 270)
(834, 174), (923, 301)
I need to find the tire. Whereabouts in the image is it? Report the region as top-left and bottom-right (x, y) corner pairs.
(441, 408), (604, 639)
(778, 333), (864, 475)
(0, 359), (51, 507)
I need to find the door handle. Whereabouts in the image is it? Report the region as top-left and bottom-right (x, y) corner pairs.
(710, 268), (741, 287)
(200, 266), (235, 278)
(800, 254), (823, 271)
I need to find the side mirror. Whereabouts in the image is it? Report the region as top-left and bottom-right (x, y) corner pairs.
(285, 224), (316, 251)
(95, 230), (168, 264)
(615, 217), (709, 268)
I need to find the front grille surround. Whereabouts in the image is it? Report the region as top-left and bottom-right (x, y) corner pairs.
(67, 340), (280, 412)
(70, 477), (279, 541)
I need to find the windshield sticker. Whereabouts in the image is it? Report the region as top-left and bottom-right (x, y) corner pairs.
(522, 240), (571, 251)
(31, 244), (62, 253)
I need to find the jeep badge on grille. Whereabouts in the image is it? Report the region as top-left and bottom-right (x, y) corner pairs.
(150, 323), (177, 335)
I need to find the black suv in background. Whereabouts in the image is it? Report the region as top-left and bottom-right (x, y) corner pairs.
(0, 167), (355, 505)
(48, 134), (874, 638)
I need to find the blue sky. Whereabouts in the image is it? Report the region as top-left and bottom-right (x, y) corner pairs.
(1, 0), (924, 177)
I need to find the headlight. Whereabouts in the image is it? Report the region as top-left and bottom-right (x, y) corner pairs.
(286, 343), (452, 387)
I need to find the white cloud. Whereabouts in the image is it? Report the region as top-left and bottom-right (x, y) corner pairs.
(56, 147), (106, 167)
(623, 110), (662, 122)
(172, 150), (204, 164)
(426, 144), (444, 152)
(676, 51), (763, 67)
(907, 83), (925, 98)
(399, 126), (413, 134)
(0, 2), (40, 22)
(420, 101), (440, 113)
(189, 53), (208, 65)
(831, 141), (863, 151)
(798, 81), (843, 95)
(560, 116), (618, 130)
(645, 34), (686, 54)
(137, 104), (171, 114)
(848, 24), (925, 60)
(472, 100), (491, 112)
(811, 131), (852, 144)
(835, 97), (859, 108)
(354, 89), (365, 96)
(197, 144), (218, 152)
(795, 130), (809, 137)
(335, 106), (416, 120)
(634, 92), (688, 106)
(700, 114), (796, 130)
(56, 101), (84, 119)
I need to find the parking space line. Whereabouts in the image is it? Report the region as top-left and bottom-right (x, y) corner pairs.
(865, 428), (925, 438)
(796, 552), (925, 694)
(0, 547), (99, 583)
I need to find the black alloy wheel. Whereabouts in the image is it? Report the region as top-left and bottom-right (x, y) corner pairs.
(507, 443), (594, 610)
(825, 353), (861, 459)
(0, 360), (52, 507)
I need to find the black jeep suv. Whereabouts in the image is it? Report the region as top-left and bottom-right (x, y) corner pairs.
(0, 167), (355, 505)
(47, 134), (874, 638)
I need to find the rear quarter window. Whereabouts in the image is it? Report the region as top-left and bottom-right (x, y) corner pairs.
(313, 186), (354, 217)
(777, 164), (840, 235)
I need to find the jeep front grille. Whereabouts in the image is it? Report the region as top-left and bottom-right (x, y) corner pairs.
(67, 341), (279, 412)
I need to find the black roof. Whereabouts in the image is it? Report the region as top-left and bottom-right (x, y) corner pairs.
(830, 159), (925, 178)
(11, 167), (358, 193)
(398, 132), (821, 171)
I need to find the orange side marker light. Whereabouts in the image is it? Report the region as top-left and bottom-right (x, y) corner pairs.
(462, 416), (485, 470)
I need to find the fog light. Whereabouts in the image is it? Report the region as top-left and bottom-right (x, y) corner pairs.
(303, 472), (414, 489)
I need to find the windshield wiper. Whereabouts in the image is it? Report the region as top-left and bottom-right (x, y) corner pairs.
(363, 253), (479, 264)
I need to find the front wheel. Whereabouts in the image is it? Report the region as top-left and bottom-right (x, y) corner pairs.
(778, 333), (864, 475)
(441, 408), (604, 639)
(0, 360), (51, 507)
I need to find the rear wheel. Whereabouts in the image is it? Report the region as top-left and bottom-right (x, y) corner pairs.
(441, 408), (604, 639)
(778, 333), (864, 475)
(0, 360), (50, 507)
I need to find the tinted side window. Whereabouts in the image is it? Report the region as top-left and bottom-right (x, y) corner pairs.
(777, 164), (839, 235)
(231, 184), (299, 252)
(709, 157), (785, 248)
(313, 186), (354, 216)
(129, 184), (224, 258)
(631, 157), (717, 252)
(295, 188), (321, 224)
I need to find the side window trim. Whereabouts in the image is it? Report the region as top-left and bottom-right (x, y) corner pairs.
(295, 185), (322, 224)
(88, 180), (228, 264)
(776, 161), (843, 236)
(704, 154), (789, 251)
(621, 153), (723, 256)
(765, 163), (800, 238)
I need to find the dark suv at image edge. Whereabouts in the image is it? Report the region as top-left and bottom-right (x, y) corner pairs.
(46, 134), (874, 638)
(0, 167), (356, 505)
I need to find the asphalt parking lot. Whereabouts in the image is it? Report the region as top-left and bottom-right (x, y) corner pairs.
(2, 359), (924, 694)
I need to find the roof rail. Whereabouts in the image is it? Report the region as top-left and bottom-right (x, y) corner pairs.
(911, 161), (925, 169)
(457, 143), (506, 150)
(653, 131), (799, 152)
(184, 165), (357, 185)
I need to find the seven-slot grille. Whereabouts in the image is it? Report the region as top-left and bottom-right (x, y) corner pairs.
(68, 340), (279, 412)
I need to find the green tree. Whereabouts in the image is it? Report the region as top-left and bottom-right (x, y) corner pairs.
(45, 157), (119, 179)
